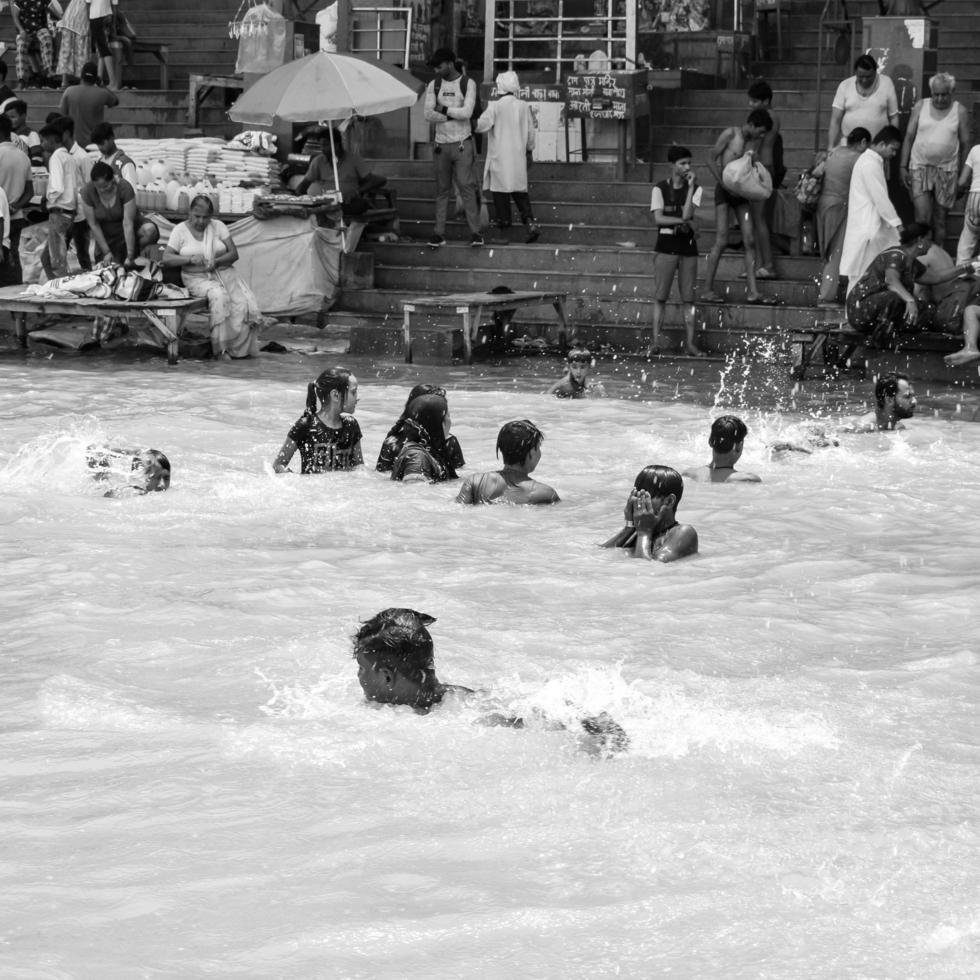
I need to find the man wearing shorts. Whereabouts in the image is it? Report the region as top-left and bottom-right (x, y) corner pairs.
(649, 145), (704, 356)
(86, 0), (119, 91)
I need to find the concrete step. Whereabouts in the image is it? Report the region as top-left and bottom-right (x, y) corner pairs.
(382, 174), (653, 205)
(359, 240), (823, 280)
(647, 142), (820, 169)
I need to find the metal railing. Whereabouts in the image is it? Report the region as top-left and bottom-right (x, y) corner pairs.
(349, 5), (412, 65)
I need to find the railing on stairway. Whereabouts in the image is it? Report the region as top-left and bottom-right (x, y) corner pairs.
(814, 0), (860, 150)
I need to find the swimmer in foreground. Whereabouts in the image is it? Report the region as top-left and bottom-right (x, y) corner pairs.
(843, 371), (917, 432)
(682, 415), (761, 483)
(548, 348), (606, 399)
(602, 465), (698, 562)
(455, 419), (560, 505)
(87, 447), (171, 496)
(273, 367), (363, 473)
(353, 608), (628, 754)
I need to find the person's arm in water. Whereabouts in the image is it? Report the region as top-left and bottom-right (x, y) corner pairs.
(273, 437), (299, 473)
(454, 474), (477, 503)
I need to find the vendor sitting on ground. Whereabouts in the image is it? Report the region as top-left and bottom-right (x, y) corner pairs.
(602, 465), (698, 562)
(86, 445), (171, 496)
(353, 607), (628, 754)
(294, 127), (386, 215)
(455, 419), (559, 505)
(683, 415), (761, 483)
(79, 161), (158, 268)
(161, 194), (260, 360)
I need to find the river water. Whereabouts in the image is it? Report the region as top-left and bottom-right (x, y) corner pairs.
(2, 352), (979, 978)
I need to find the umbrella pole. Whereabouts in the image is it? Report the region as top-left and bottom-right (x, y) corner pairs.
(329, 118), (346, 252)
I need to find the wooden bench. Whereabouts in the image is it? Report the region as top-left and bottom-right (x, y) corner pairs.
(401, 290), (570, 364)
(111, 39), (169, 89)
(788, 320), (866, 380)
(1, 285), (208, 365)
(187, 73), (243, 128)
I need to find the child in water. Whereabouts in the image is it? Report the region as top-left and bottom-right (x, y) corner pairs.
(353, 607), (629, 754)
(87, 447), (171, 496)
(682, 415), (762, 483)
(548, 348), (605, 399)
(273, 367), (363, 474)
(376, 383), (465, 474)
(455, 419), (559, 505)
(602, 465), (698, 562)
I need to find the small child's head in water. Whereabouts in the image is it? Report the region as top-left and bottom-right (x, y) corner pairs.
(565, 348), (592, 387)
(137, 450), (171, 493)
(353, 608), (441, 709)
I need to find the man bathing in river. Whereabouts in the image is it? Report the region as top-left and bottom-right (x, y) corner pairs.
(353, 608), (628, 754)
(683, 415), (761, 483)
(846, 371), (917, 431)
(455, 419), (559, 505)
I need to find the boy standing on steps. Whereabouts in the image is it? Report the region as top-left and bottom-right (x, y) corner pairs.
(423, 47), (483, 248)
(701, 109), (778, 306)
(648, 144), (705, 356)
(746, 80), (784, 280)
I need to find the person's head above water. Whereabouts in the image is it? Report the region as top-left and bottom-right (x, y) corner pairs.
(496, 419), (544, 468)
(709, 415), (748, 455)
(874, 371), (916, 424)
(633, 464), (684, 512)
(138, 450), (171, 492)
(353, 608), (441, 709)
(307, 366), (358, 416)
(403, 393), (450, 450)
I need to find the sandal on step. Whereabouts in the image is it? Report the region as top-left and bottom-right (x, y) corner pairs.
(699, 291), (726, 303)
(745, 294), (782, 306)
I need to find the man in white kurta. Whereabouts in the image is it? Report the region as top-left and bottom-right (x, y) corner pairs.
(475, 71), (540, 243)
(840, 131), (903, 291)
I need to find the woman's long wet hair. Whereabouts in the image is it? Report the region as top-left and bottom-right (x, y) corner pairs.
(403, 394), (449, 454)
(307, 366), (353, 414)
(386, 383), (447, 439)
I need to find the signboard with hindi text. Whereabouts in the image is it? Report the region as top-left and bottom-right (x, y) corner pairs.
(565, 70), (649, 120)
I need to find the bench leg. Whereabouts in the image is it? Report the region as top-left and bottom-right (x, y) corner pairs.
(14, 312), (28, 348)
(142, 308), (180, 365)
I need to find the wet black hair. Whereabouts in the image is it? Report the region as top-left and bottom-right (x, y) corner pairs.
(709, 415), (748, 454)
(353, 607), (436, 679)
(308, 366), (353, 414)
(854, 54), (878, 73)
(566, 348), (592, 363)
(747, 80), (773, 103)
(746, 108), (773, 132)
(875, 371), (910, 408)
(846, 127), (871, 147)
(633, 464), (684, 509)
(496, 419), (543, 465)
(873, 125), (902, 146)
(141, 450), (171, 491)
(404, 393), (449, 452)
(90, 160), (114, 183)
(899, 221), (931, 245)
(667, 144), (692, 163)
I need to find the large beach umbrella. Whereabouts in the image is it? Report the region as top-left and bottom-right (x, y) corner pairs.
(228, 51), (423, 126)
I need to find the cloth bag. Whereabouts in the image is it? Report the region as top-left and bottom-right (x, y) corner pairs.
(722, 152), (773, 201)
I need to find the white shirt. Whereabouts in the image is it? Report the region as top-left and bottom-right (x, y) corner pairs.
(424, 76), (475, 145)
(840, 148), (901, 287)
(46, 146), (79, 211)
(86, 0), (117, 18)
(965, 145), (980, 193)
(315, 3), (337, 51)
(0, 186), (10, 249)
(832, 75), (898, 142)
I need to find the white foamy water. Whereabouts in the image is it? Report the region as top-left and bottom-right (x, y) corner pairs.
(2, 356), (980, 978)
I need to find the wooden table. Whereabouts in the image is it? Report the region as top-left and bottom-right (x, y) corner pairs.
(1, 286), (208, 365)
(187, 73), (244, 129)
(401, 290), (570, 364)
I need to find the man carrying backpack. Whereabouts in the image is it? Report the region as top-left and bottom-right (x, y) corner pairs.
(423, 47), (483, 248)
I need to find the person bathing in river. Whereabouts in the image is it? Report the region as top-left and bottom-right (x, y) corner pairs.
(377, 384), (465, 473)
(548, 348), (605, 398)
(273, 367), (363, 474)
(455, 419), (559, 505)
(845, 371), (917, 432)
(353, 607), (628, 754)
(389, 393), (459, 483)
(602, 465), (698, 562)
(86, 446), (171, 496)
(683, 415), (761, 483)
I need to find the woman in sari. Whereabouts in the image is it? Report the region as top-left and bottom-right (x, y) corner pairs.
(161, 195), (260, 359)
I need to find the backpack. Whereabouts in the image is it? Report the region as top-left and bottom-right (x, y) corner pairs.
(433, 75), (483, 153)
